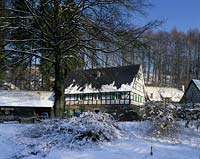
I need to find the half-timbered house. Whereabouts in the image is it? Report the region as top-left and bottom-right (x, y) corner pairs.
(65, 64), (145, 116)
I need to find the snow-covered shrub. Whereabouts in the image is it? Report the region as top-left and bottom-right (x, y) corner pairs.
(151, 108), (177, 137)
(176, 103), (200, 120)
(176, 103), (200, 128)
(65, 112), (120, 143)
(18, 112), (121, 158)
(142, 102), (178, 137)
(23, 112), (120, 149)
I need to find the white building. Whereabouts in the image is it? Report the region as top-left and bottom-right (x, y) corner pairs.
(0, 91), (54, 116)
(145, 86), (184, 103)
(65, 64), (145, 116)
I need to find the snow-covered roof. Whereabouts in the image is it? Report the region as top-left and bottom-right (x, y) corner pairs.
(65, 65), (141, 94)
(0, 91), (54, 108)
(145, 86), (184, 102)
(192, 79), (200, 91)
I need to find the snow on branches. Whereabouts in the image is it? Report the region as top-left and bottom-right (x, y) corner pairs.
(22, 112), (120, 154)
(142, 102), (178, 138)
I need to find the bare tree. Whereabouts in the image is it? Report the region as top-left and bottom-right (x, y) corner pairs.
(0, 0), (159, 117)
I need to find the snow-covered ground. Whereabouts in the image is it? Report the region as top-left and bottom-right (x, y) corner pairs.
(0, 120), (200, 159)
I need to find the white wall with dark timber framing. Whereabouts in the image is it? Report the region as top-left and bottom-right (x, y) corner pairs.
(65, 91), (131, 106)
(131, 66), (145, 106)
(64, 64), (146, 116)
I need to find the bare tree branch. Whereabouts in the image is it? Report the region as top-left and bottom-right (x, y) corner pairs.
(1, 49), (55, 63)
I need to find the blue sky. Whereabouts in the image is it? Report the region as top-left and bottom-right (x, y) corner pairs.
(136, 0), (200, 32)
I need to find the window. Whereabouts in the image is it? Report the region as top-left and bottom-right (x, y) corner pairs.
(85, 94), (89, 100)
(116, 93), (122, 100)
(105, 93), (111, 99)
(122, 92), (129, 99)
(102, 93), (106, 99)
(134, 94), (142, 102)
(140, 96), (143, 103)
(89, 94), (93, 100)
(134, 94), (137, 102)
(65, 94), (70, 100)
(95, 94), (101, 100)
(98, 94), (101, 100)
(93, 94), (97, 100)
(150, 93), (153, 98)
(75, 94), (79, 100)
(76, 94), (87, 100)
(112, 93), (115, 100)
(136, 95), (139, 102)
(78, 94), (83, 100)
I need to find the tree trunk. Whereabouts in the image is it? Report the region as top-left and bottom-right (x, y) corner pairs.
(53, 59), (65, 118)
(53, 0), (65, 118)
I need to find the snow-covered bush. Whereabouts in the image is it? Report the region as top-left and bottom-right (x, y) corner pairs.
(23, 112), (120, 150)
(151, 108), (177, 137)
(65, 112), (120, 143)
(176, 104), (200, 128)
(176, 104), (200, 119)
(142, 102), (178, 137)
(18, 112), (121, 158)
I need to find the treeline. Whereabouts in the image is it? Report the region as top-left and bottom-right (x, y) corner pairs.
(85, 29), (200, 89)
(2, 28), (200, 90)
(141, 29), (200, 88)
(1, 1), (199, 92)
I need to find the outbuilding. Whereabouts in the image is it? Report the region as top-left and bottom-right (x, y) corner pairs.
(180, 79), (200, 103)
(146, 86), (184, 103)
(0, 90), (54, 117)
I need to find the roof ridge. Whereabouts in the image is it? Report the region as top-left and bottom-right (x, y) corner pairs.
(74, 64), (141, 72)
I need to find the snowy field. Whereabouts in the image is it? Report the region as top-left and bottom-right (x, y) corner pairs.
(0, 119), (200, 159)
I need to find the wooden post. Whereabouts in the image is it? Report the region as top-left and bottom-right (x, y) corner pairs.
(92, 93), (94, 105)
(150, 146), (153, 156)
(110, 92), (111, 105)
